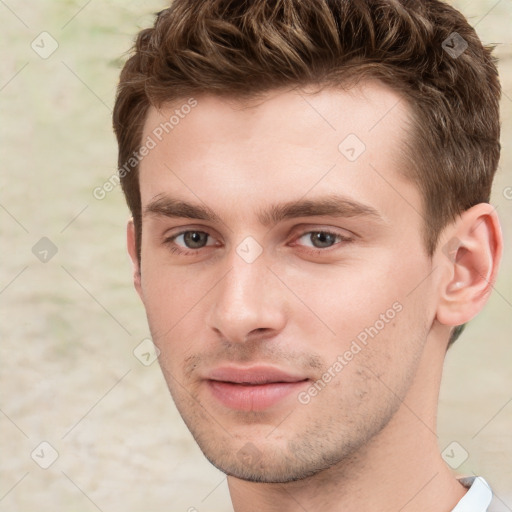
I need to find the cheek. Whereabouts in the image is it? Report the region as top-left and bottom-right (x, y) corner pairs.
(139, 256), (219, 363)
(280, 250), (430, 364)
(140, 260), (187, 333)
(141, 245), (207, 312)
(275, 254), (405, 333)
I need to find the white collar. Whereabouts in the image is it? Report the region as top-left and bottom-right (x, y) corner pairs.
(451, 477), (493, 512)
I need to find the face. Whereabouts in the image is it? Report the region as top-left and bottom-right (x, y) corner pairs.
(131, 83), (438, 483)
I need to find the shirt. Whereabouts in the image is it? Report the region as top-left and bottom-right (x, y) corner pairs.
(452, 476), (504, 512)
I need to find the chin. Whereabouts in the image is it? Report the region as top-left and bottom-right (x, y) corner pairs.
(200, 443), (343, 484)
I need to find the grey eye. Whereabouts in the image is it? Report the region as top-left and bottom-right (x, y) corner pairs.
(178, 231), (210, 249)
(298, 231), (340, 249)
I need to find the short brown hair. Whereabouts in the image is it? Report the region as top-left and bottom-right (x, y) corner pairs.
(113, 0), (501, 346)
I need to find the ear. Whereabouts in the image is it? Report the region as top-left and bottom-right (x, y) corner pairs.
(435, 203), (503, 328)
(127, 218), (143, 301)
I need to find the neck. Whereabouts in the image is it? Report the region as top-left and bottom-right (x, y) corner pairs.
(227, 331), (467, 512)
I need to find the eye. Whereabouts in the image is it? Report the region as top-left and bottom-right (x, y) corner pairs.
(176, 231), (210, 249)
(295, 230), (352, 251)
(164, 230), (217, 254)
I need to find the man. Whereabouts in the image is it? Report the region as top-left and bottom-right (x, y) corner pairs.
(113, 1), (504, 510)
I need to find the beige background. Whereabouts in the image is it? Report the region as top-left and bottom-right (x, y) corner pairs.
(0, 1), (510, 511)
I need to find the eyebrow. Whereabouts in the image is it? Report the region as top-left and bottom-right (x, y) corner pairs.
(144, 194), (384, 228)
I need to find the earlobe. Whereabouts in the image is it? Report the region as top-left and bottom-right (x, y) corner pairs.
(127, 218), (143, 301)
(436, 204), (502, 329)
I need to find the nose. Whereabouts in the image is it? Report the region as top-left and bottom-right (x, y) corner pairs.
(207, 248), (287, 344)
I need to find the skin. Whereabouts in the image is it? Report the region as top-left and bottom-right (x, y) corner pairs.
(127, 82), (502, 512)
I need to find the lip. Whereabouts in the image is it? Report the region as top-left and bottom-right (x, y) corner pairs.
(205, 365), (309, 412)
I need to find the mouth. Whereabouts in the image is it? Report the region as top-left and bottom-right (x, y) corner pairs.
(205, 366), (310, 412)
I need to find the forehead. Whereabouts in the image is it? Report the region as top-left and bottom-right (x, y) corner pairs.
(142, 81), (410, 150)
(138, 82), (419, 227)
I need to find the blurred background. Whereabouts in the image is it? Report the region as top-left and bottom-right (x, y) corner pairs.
(0, 1), (510, 511)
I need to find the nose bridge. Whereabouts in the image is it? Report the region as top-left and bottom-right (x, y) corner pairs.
(208, 245), (285, 342)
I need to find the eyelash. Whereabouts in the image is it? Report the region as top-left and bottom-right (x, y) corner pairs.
(163, 229), (352, 256)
